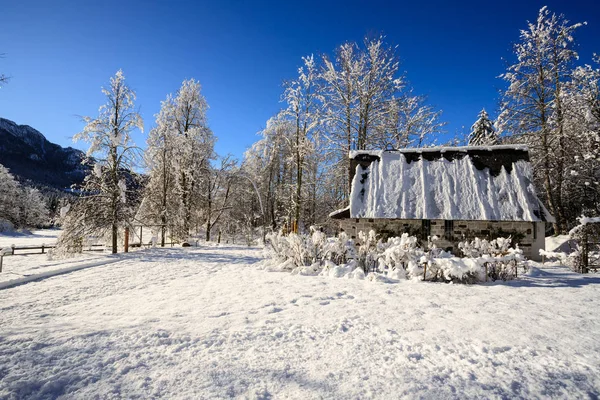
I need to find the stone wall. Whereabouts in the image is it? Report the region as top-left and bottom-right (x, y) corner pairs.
(337, 218), (545, 260)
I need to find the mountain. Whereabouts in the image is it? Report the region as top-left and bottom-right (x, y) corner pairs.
(0, 118), (87, 189)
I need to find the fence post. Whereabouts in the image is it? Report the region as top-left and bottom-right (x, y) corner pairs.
(11, 245), (15, 255)
(485, 263), (488, 282)
(423, 263), (427, 281)
(0, 255), (3, 273)
(41, 244), (45, 254)
(124, 227), (130, 253)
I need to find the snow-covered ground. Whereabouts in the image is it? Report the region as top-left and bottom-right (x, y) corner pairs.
(0, 229), (111, 285)
(0, 229), (61, 249)
(1, 242), (600, 399)
(546, 234), (575, 253)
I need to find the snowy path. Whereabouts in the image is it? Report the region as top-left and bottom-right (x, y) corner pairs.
(1, 246), (600, 399)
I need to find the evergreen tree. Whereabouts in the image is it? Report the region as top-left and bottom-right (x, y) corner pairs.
(468, 109), (497, 145)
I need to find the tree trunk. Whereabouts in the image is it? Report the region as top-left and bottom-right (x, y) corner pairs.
(112, 223), (118, 254)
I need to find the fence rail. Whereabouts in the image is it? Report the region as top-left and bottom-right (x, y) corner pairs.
(0, 242), (179, 273)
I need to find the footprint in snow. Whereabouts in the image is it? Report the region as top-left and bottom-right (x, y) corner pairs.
(209, 312), (230, 318)
(492, 346), (512, 354)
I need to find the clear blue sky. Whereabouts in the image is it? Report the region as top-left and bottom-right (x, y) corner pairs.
(1, 0), (599, 159)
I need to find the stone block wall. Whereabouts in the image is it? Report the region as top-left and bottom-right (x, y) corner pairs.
(337, 218), (545, 260)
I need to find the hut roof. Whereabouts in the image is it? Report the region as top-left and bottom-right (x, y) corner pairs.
(331, 146), (554, 222)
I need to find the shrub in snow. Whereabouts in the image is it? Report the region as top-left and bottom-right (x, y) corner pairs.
(322, 232), (356, 265)
(539, 249), (571, 266)
(264, 230), (525, 284)
(265, 232), (293, 265)
(266, 228), (358, 270)
(378, 233), (426, 279)
(458, 236), (513, 258)
(425, 255), (483, 284)
(356, 230), (383, 273)
(453, 237), (525, 282)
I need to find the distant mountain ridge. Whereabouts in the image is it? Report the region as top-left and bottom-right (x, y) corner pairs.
(0, 117), (87, 189)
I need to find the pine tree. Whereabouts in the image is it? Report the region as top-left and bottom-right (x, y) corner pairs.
(468, 109), (497, 145)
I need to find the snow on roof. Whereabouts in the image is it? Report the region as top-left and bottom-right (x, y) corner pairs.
(348, 147), (554, 222)
(328, 206), (350, 219)
(349, 144), (530, 158)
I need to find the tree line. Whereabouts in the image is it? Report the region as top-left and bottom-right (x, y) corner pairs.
(3, 5), (599, 250)
(240, 6), (600, 237)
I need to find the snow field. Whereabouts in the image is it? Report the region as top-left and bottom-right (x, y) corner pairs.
(0, 245), (599, 399)
(0, 229), (60, 249)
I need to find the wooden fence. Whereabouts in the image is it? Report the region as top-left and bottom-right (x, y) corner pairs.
(0, 241), (180, 273)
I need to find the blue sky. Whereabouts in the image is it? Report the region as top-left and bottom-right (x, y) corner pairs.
(1, 0), (599, 159)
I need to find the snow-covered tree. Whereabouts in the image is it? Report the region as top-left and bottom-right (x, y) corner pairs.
(321, 37), (404, 198)
(171, 79), (215, 240)
(58, 70), (143, 254)
(354, 37), (403, 150)
(19, 187), (49, 228)
(561, 55), (600, 218)
(380, 91), (446, 148)
(498, 6), (585, 233)
(282, 55), (321, 232)
(243, 113), (296, 233)
(468, 109), (497, 146)
(0, 164), (49, 230)
(201, 155), (236, 241)
(0, 164), (21, 230)
(140, 79), (215, 242)
(138, 96), (178, 246)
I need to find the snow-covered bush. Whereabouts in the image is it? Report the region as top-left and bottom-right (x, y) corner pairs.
(378, 233), (426, 279)
(356, 230), (383, 273)
(322, 232), (355, 265)
(458, 236), (513, 258)
(426, 255), (484, 284)
(539, 249), (571, 266)
(265, 231), (293, 264)
(264, 230), (525, 283)
(453, 236), (524, 282)
(265, 227), (337, 269)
